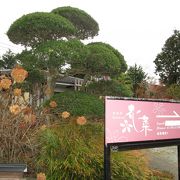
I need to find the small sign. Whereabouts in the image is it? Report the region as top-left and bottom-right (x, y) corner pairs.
(105, 97), (180, 145)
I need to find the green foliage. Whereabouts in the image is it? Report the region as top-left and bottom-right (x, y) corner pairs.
(166, 84), (180, 100)
(154, 30), (180, 85)
(16, 40), (88, 96)
(48, 91), (104, 118)
(6, 7), (127, 101)
(16, 50), (46, 77)
(118, 73), (132, 85)
(7, 12), (76, 47)
(36, 122), (149, 179)
(34, 39), (88, 73)
(36, 123), (103, 179)
(90, 42), (127, 73)
(0, 50), (16, 69)
(16, 50), (40, 69)
(6, 7), (127, 102)
(127, 64), (147, 97)
(52, 6), (99, 40)
(15, 50), (46, 93)
(26, 68), (46, 85)
(85, 43), (124, 77)
(86, 80), (133, 97)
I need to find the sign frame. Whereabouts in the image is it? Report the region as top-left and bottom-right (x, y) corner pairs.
(104, 96), (180, 180)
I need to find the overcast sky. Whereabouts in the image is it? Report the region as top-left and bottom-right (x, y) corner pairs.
(0, 0), (179, 78)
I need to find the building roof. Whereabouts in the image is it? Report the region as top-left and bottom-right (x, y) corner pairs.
(56, 76), (84, 85)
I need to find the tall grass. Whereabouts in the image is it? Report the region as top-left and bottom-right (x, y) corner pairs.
(36, 120), (150, 179)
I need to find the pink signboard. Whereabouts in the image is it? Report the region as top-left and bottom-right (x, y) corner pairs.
(105, 97), (180, 145)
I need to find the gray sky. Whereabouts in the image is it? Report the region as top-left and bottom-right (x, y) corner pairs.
(0, 0), (179, 78)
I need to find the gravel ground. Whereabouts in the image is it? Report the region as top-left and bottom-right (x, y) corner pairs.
(143, 146), (178, 180)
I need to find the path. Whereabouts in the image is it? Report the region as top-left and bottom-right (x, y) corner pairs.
(144, 146), (178, 180)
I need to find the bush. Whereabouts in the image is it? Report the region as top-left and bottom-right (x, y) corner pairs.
(47, 91), (104, 118)
(0, 66), (46, 176)
(36, 121), (150, 180)
(86, 80), (133, 97)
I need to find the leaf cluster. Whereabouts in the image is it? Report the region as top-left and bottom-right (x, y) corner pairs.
(7, 12), (76, 47)
(52, 6), (99, 39)
(85, 42), (124, 77)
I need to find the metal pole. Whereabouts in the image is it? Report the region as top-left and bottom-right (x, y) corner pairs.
(178, 145), (180, 180)
(104, 144), (111, 180)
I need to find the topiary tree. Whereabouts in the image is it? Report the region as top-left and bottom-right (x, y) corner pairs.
(7, 7), (128, 101)
(51, 6), (99, 40)
(7, 7), (99, 99)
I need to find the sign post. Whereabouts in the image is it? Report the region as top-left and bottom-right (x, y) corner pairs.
(104, 97), (180, 180)
(178, 145), (180, 180)
(104, 144), (110, 180)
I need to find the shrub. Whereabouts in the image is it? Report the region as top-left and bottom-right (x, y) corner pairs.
(0, 66), (47, 176)
(47, 91), (104, 118)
